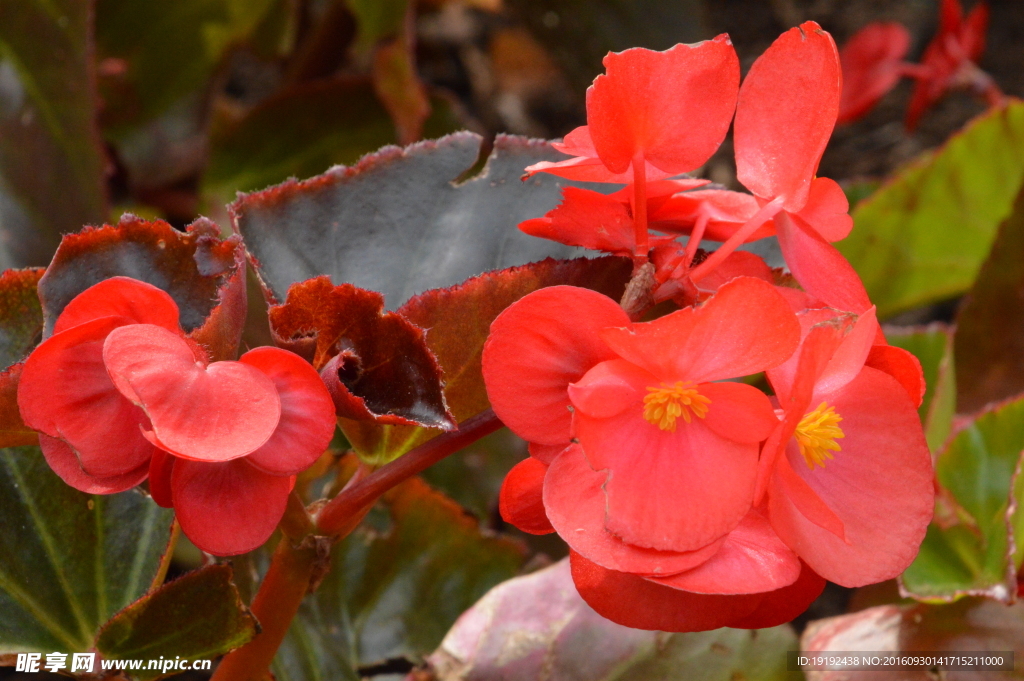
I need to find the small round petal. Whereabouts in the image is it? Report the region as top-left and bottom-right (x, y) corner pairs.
(768, 367), (934, 586)
(837, 22), (911, 124)
(865, 344), (926, 408)
(482, 286), (629, 445)
(53, 277), (181, 336)
(734, 22), (841, 211)
(239, 346), (336, 476)
(728, 561), (826, 629)
(600, 277), (800, 384)
(545, 444), (726, 575)
(569, 550), (763, 632)
(499, 457), (554, 535)
(39, 434), (149, 495)
(171, 458), (293, 556)
(587, 36), (740, 176)
(793, 177), (853, 242)
(648, 511), (801, 594)
(103, 324), (281, 462)
(700, 381), (779, 444)
(19, 316), (156, 477)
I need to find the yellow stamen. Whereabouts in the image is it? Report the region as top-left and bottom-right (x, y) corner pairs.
(642, 381), (710, 432)
(795, 402), (845, 469)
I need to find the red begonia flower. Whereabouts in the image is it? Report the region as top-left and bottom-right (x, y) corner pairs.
(837, 22), (912, 124)
(498, 456), (555, 535)
(763, 311), (934, 587)
(524, 37), (739, 183)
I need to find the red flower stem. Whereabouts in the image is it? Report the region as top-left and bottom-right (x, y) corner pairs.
(316, 408), (503, 536)
(898, 62), (932, 80)
(681, 211), (710, 270)
(210, 536), (320, 681)
(632, 155), (649, 260)
(688, 197), (785, 283)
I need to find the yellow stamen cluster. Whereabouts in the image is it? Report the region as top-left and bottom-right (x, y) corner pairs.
(642, 381), (710, 432)
(795, 402), (845, 469)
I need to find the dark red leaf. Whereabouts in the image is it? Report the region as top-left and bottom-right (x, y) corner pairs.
(268, 276), (454, 432)
(0, 267), (44, 447)
(37, 215), (246, 361)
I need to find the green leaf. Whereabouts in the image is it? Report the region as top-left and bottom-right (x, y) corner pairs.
(271, 476), (525, 680)
(427, 559), (799, 681)
(95, 564), (257, 678)
(884, 325), (956, 452)
(346, 0), (406, 53)
(842, 101), (1024, 319)
(0, 0), (108, 267)
(0, 446), (174, 654)
(955, 183), (1024, 414)
(900, 396), (1024, 602)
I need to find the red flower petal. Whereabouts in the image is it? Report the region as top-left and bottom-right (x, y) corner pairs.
(103, 324), (281, 462)
(793, 177), (853, 242)
(19, 316), (156, 477)
(649, 189), (775, 243)
(545, 444), (725, 575)
(53, 276), (182, 336)
(148, 449), (175, 508)
(171, 458), (292, 556)
(728, 560), (826, 629)
(39, 434), (149, 495)
(865, 344), (926, 408)
(694, 251), (774, 294)
(837, 22), (911, 124)
(961, 1), (989, 63)
(518, 188), (635, 256)
(239, 347), (336, 476)
(599, 277), (800, 383)
(525, 126), (681, 183)
(529, 442), (566, 464)
(569, 550), (762, 632)
(774, 452), (846, 540)
(587, 36), (740, 176)
(499, 457), (554, 535)
(814, 307), (878, 395)
(648, 511), (801, 594)
(482, 286), (629, 445)
(700, 381), (779, 444)
(768, 367), (934, 586)
(734, 22), (841, 211)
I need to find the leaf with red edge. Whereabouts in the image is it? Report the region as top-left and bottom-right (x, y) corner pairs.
(734, 21), (841, 211)
(231, 133), (611, 310)
(268, 276), (454, 439)
(339, 256), (630, 465)
(0, 267), (44, 447)
(424, 558), (799, 681)
(837, 22), (911, 125)
(37, 215), (247, 361)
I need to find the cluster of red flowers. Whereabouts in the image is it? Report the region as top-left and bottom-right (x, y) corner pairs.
(485, 23), (935, 631)
(18, 277), (335, 555)
(837, 0), (1000, 130)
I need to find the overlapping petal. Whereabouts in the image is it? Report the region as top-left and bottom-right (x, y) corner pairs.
(39, 434), (149, 495)
(52, 276), (181, 336)
(499, 456), (554, 535)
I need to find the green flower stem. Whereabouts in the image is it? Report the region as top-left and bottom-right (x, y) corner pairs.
(316, 408), (502, 536)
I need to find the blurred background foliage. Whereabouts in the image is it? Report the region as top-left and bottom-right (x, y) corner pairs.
(4, 0), (1024, 679)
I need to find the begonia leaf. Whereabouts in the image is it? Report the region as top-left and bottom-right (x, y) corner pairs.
(426, 558), (798, 681)
(842, 101), (1024, 318)
(0, 268), (44, 448)
(267, 276), (454, 434)
(340, 256), (630, 464)
(37, 215), (247, 361)
(801, 599), (1024, 680)
(270, 476), (524, 681)
(95, 564), (256, 678)
(231, 133), (610, 309)
(0, 445), (174, 654)
(955, 184), (1024, 414)
(885, 324), (956, 452)
(0, 0), (108, 268)
(901, 395), (1024, 602)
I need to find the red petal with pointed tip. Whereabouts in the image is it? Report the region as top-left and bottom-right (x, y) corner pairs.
(599, 277), (800, 383)
(172, 458), (292, 556)
(482, 286), (629, 445)
(837, 22), (911, 124)
(961, 1), (989, 62)
(649, 511), (801, 594)
(794, 177), (853, 242)
(19, 316), (156, 477)
(526, 127), (679, 182)
(53, 276), (182, 336)
(39, 434), (149, 495)
(103, 324), (281, 462)
(239, 346), (336, 475)
(545, 444), (725, 575)
(518, 188), (635, 256)
(148, 449), (175, 508)
(569, 550), (762, 632)
(735, 22), (841, 211)
(865, 343), (925, 407)
(729, 561), (826, 629)
(499, 457), (554, 535)
(776, 213), (872, 314)
(587, 36), (740, 176)
(769, 367), (934, 586)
